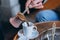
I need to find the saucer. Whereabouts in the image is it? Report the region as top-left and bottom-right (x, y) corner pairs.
(27, 29), (39, 39)
(18, 29), (39, 39)
(17, 35), (29, 40)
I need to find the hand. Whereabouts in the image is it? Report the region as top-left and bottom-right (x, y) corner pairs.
(26, 0), (43, 14)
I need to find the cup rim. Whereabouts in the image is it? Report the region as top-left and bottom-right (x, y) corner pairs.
(18, 29), (23, 37)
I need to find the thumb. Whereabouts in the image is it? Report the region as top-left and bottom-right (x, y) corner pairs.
(26, 0), (32, 7)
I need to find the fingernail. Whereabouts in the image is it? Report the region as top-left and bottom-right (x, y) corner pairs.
(29, 5), (33, 8)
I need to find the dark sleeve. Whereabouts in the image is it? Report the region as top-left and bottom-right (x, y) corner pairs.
(52, 6), (60, 20)
(19, 0), (27, 12)
(0, 24), (4, 40)
(54, 6), (60, 13)
(52, 6), (60, 16)
(0, 30), (4, 40)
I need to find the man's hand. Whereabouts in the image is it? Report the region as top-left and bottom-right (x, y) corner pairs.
(26, 0), (43, 14)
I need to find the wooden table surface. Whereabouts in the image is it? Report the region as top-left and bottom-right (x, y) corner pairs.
(13, 21), (60, 40)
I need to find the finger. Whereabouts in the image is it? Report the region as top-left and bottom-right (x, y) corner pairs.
(33, 0), (43, 4)
(26, 0), (33, 7)
(34, 2), (44, 9)
(29, 4), (33, 8)
(29, 0), (43, 8)
(30, 2), (43, 8)
(35, 5), (44, 9)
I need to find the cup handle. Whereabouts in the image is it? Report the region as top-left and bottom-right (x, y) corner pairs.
(33, 26), (37, 30)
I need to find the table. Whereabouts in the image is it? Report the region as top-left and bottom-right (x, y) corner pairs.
(13, 21), (60, 40)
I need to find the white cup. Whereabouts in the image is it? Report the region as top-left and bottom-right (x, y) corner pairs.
(22, 22), (37, 38)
